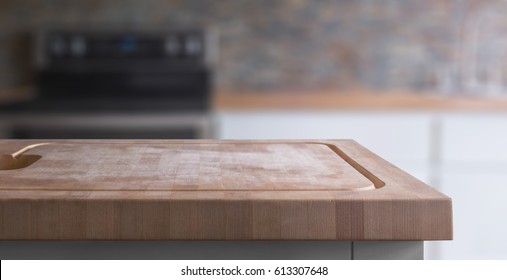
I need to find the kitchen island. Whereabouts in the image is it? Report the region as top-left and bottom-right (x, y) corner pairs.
(0, 140), (452, 259)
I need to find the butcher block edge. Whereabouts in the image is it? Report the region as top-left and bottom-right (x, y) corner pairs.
(0, 139), (453, 241)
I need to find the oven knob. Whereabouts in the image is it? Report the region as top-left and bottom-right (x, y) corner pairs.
(70, 36), (87, 57)
(184, 36), (202, 56)
(50, 36), (66, 56)
(164, 36), (180, 56)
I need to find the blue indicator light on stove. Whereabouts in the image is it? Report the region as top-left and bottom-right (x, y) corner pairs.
(119, 36), (137, 54)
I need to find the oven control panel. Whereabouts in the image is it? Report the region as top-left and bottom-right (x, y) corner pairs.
(37, 29), (216, 66)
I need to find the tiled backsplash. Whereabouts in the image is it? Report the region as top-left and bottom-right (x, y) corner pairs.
(1, 0), (506, 94)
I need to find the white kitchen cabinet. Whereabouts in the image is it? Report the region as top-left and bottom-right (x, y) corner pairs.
(442, 114), (507, 163)
(437, 114), (507, 259)
(437, 170), (507, 259)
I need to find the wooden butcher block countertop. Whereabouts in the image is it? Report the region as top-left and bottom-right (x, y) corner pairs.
(0, 140), (452, 241)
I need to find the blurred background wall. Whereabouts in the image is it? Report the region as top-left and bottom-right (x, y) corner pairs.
(2, 0), (507, 93)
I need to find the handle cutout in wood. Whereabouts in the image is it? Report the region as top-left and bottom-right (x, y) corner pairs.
(0, 143), (50, 170)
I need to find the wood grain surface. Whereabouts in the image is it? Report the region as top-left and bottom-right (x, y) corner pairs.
(0, 140), (452, 241)
(0, 142), (373, 191)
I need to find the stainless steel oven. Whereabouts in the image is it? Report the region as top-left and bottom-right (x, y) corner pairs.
(0, 27), (216, 139)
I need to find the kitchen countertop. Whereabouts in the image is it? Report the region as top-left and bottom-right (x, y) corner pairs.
(0, 139), (452, 241)
(214, 89), (507, 111)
